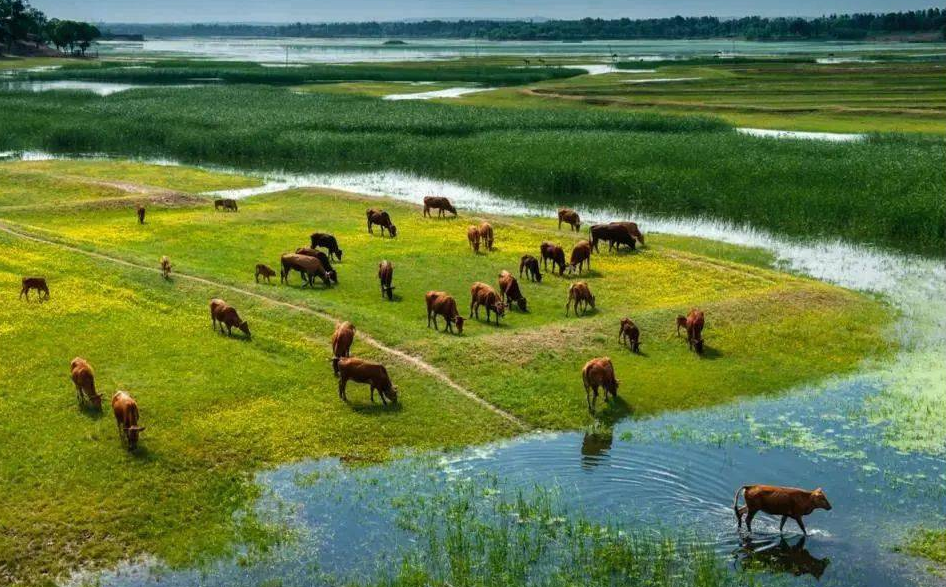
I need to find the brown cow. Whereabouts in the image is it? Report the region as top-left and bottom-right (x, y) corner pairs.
(294, 247), (336, 275)
(378, 260), (395, 300)
(336, 357), (398, 405)
(566, 281), (596, 317)
(469, 282), (505, 325)
(519, 255), (542, 283)
(558, 208), (581, 232)
(582, 357), (619, 413)
(19, 277), (49, 300)
(255, 263), (276, 283)
(734, 485), (832, 535)
(676, 309), (705, 354)
(160, 256), (172, 279)
(136, 205), (146, 225)
(331, 321), (356, 375)
(498, 270), (527, 312)
(619, 318), (641, 353)
(423, 196), (457, 218)
(210, 298), (251, 337)
(70, 357), (102, 409)
(540, 242), (567, 276)
(479, 222), (494, 251)
(613, 221), (645, 246)
(589, 223), (636, 253)
(426, 291), (465, 334)
(467, 225), (481, 253)
(367, 209), (397, 238)
(214, 198), (238, 212)
(280, 253), (336, 287)
(111, 391), (145, 450)
(567, 240), (592, 275)
(309, 233), (343, 261)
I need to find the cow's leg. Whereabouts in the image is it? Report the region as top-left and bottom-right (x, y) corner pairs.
(226, 324), (232, 336)
(779, 516), (788, 532)
(585, 382), (593, 412)
(745, 509), (757, 533)
(736, 505), (747, 528)
(794, 516), (807, 535)
(370, 385), (376, 403)
(565, 299), (571, 317)
(558, 219), (562, 230)
(338, 376), (348, 401)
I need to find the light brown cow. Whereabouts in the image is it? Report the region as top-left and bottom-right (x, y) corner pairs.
(426, 291), (465, 334)
(280, 253), (336, 287)
(378, 260), (395, 300)
(19, 277), (49, 301)
(619, 318), (641, 353)
(676, 309), (705, 353)
(540, 242), (567, 276)
(160, 256), (172, 279)
(567, 240), (592, 275)
(210, 298), (251, 337)
(423, 196), (457, 218)
(558, 208), (581, 232)
(136, 205), (146, 225)
(519, 255), (542, 283)
(112, 391), (144, 450)
(582, 357), (619, 413)
(255, 263), (276, 283)
(470, 282), (505, 325)
(479, 222), (494, 251)
(566, 281), (595, 317)
(336, 357), (398, 405)
(467, 225), (481, 253)
(367, 208), (397, 237)
(498, 270), (527, 312)
(70, 357), (102, 409)
(294, 247), (336, 275)
(734, 485), (832, 535)
(331, 321), (356, 375)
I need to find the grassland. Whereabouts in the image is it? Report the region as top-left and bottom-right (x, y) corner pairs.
(903, 530), (946, 569)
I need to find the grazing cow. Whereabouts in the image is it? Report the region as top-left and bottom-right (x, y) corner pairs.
(566, 281), (596, 317)
(676, 309), (705, 353)
(498, 270), (527, 311)
(519, 255), (542, 283)
(309, 232), (343, 261)
(294, 247), (335, 275)
(619, 318), (641, 353)
(469, 282), (505, 325)
(160, 256), (172, 279)
(558, 208), (581, 232)
(331, 321), (356, 375)
(210, 298), (251, 337)
(589, 223), (636, 253)
(734, 485), (832, 535)
(255, 263), (276, 284)
(582, 357), (619, 413)
(467, 225), (481, 253)
(378, 260), (395, 300)
(423, 196), (457, 218)
(567, 240), (592, 275)
(136, 205), (146, 225)
(612, 221), (645, 246)
(336, 357), (398, 405)
(19, 277), (49, 301)
(539, 242), (567, 276)
(426, 291), (465, 334)
(280, 253), (336, 287)
(479, 222), (494, 251)
(367, 208), (397, 238)
(70, 357), (102, 409)
(214, 198), (238, 212)
(111, 391), (144, 450)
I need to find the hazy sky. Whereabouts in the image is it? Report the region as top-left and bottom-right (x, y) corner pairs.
(32, 0), (938, 23)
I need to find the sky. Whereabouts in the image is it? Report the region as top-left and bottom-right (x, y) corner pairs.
(32, 0), (939, 23)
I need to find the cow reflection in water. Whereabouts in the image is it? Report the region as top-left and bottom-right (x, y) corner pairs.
(580, 431), (613, 470)
(735, 535), (829, 579)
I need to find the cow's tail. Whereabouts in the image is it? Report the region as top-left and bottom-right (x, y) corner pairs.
(733, 485), (749, 517)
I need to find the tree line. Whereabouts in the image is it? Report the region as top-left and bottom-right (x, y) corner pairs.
(1, 0), (99, 55)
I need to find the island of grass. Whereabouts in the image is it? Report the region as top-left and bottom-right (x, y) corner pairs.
(0, 159), (892, 584)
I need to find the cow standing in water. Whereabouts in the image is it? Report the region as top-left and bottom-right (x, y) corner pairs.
(734, 485), (832, 535)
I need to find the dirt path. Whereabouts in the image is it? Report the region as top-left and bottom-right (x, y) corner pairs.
(0, 221), (531, 431)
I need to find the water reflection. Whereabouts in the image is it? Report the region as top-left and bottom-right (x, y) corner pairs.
(735, 535), (830, 579)
(580, 430), (613, 470)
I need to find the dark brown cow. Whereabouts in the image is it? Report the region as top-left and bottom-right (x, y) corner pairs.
(112, 390), (144, 450)
(467, 225), (481, 253)
(294, 247), (335, 275)
(735, 485), (832, 535)
(136, 205), (146, 225)
(423, 196), (457, 218)
(498, 270), (527, 312)
(676, 309), (705, 353)
(309, 232), (343, 261)
(367, 208), (397, 238)
(336, 357), (398, 405)
(612, 221), (645, 246)
(619, 318), (641, 353)
(426, 291), (465, 334)
(160, 256), (172, 279)
(519, 255), (542, 283)
(589, 223), (636, 253)
(567, 240), (592, 275)
(70, 357), (102, 409)
(558, 208), (581, 232)
(281, 253), (336, 287)
(378, 260), (395, 300)
(214, 198), (239, 212)
(210, 298), (251, 337)
(19, 277), (49, 301)
(582, 357), (619, 413)
(540, 242), (567, 276)
(255, 263), (276, 283)
(479, 222), (494, 251)
(469, 282), (505, 325)
(331, 321), (356, 375)
(566, 281), (595, 317)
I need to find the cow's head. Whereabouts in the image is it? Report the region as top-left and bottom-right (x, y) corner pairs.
(534, 271), (542, 283)
(694, 338), (704, 354)
(336, 249), (344, 261)
(446, 204), (457, 215)
(389, 225), (398, 238)
(328, 270), (339, 284)
(89, 393), (103, 410)
(588, 294), (596, 309)
(382, 383), (398, 404)
(238, 321), (251, 338)
(126, 425), (145, 449)
(812, 488), (832, 510)
(453, 316), (465, 335)
(493, 301), (506, 318)
(516, 297), (528, 312)
(676, 315), (687, 332)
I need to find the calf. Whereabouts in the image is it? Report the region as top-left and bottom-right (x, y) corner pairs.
(367, 208), (397, 237)
(567, 240), (592, 275)
(136, 205), (146, 225)
(589, 223), (636, 253)
(558, 208), (581, 232)
(70, 357), (102, 409)
(676, 309), (705, 354)
(214, 198), (239, 212)
(619, 318), (641, 353)
(566, 281), (596, 317)
(469, 282), (505, 325)
(378, 260), (395, 300)
(734, 485), (832, 535)
(294, 247), (335, 275)
(309, 232), (343, 261)
(210, 298), (251, 337)
(111, 391), (145, 450)
(281, 253), (335, 287)
(255, 263), (276, 283)
(426, 291), (465, 334)
(582, 357), (619, 413)
(479, 222), (494, 251)
(539, 242), (567, 276)
(336, 357), (398, 405)
(160, 256), (172, 279)
(498, 270), (527, 312)
(423, 196), (457, 218)
(19, 277), (49, 301)
(519, 255), (542, 283)
(467, 225), (481, 253)
(331, 321), (356, 375)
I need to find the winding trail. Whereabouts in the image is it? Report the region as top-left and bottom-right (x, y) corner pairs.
(0, 220), (531, 432)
